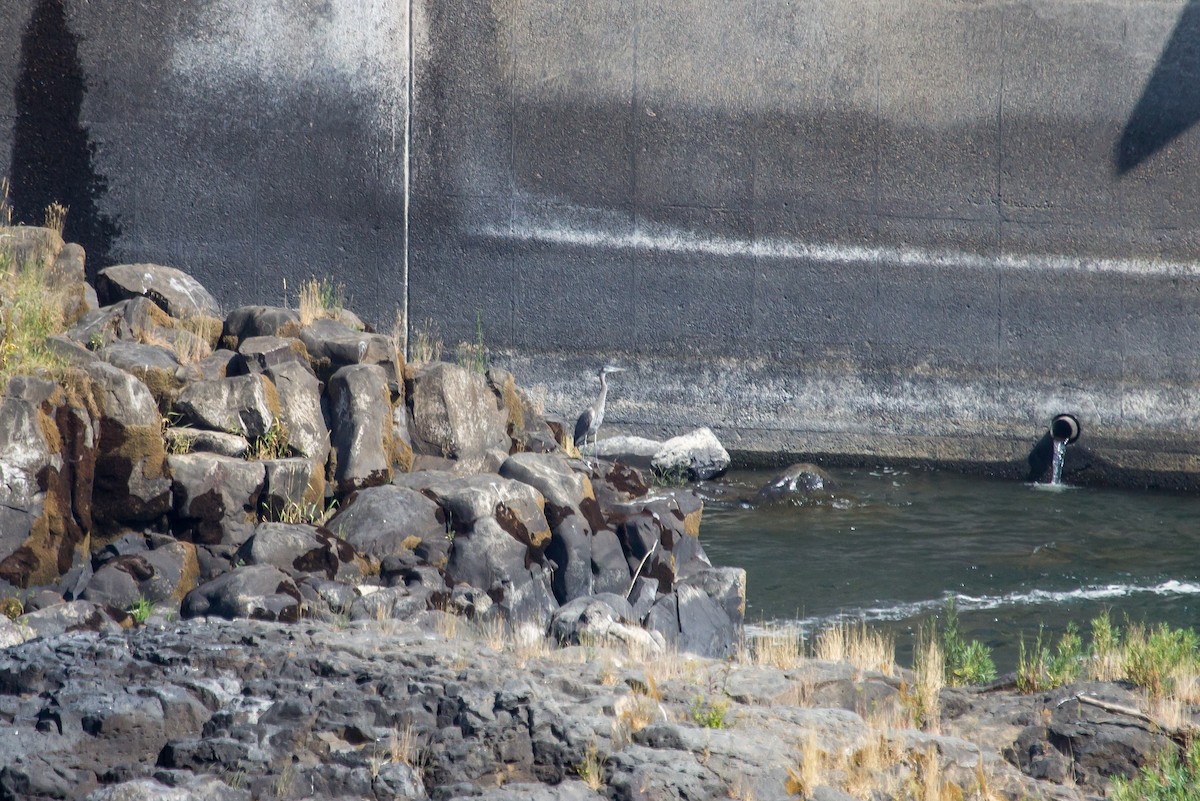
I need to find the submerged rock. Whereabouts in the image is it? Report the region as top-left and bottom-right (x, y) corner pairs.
(755, 462), (836, 505)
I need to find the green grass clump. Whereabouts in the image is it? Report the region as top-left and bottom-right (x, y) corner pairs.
(1017, 623), (1083, 693)
(939, 598), (997, 687)
(0, 241), (68, 385)
(246, 420), (291, 461)
(689, 694), (730, 729)
(127, 595), (155, 624)
(1109, 740), (1200, 801)
(1124, 622), (1199, 699)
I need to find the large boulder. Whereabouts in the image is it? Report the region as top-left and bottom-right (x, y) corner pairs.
(68, 297), (175, 350)
(85, 362), (171, 540)
(403, 473), (557, 623)
(327, 364), (397, 494)
(233, 523), (362, 582)
(298, 318), (395, 382)
(646, 583), (739, 658)
(97, 263), (223, 320)
(324, 485), (448, 565)
(167, 453), (265, 546)
(0, 374), (98, 588)
(408, 363), (509, 471)
(222, 305), (302, 348)
(588, 435), (661, 470)
(755, 462), (836, 505)
(233, 335), (311, 376)
(99, 341), (184, 408)
(180, 564), (302, 622)
(174, 374), (283, 443)
(651, 427), (730, 481)
(499, 453), (627, 603)
(610, 490), (708, 594)
(259, 458), (324, 520)
(262, 361), (329, 464)
(81, 543), (203, 612)
(550, 594), (664, 653)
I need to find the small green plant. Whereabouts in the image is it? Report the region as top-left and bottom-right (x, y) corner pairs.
(939, 598), (997, 686)
(0, 596), (23, 620)
(127, 595), (155, 624)
(651, 463), (691, 487)
(1109, 739), (1200, 801)
(246, 419), (290, 460)
(272, 500), (326, 525)
(690, 694), (730, 729)
(454, 311), (488, 374)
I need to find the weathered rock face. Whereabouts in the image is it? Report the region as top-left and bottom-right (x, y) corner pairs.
(234, 523), (362, 583)
(68, 297), (175, 350)
(263, 361), (329, 465)
(180, 565), (302, 622)
(327, 364), (395, 494)
(259, 458), (324, 519)
(174, 374), (283, 443)
(0, 616), (1083, 801)
(97, 263), (223, 320)
(610, 490), (707, 594)
(324, 485), (448, 564)
(99, 341), (183, 409)
(408, 363), (509, 471)
(499, 453), (626, 603)
(167, 453), (265, 546)
(401, 473), (557, 623)
(85, 362), (171, 539)
(298, 318), (395, 382)
(233, 335), (311, 375)
(0, 374), (98, 588)
(222, 305), (302, 347)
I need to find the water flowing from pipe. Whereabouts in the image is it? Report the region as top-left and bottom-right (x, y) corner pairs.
(1049, 437), (1068, 485)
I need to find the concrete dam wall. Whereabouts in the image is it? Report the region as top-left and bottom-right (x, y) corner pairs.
(5, 0), (1200, 485)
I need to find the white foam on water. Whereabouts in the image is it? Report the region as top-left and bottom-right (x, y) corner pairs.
(757, 579), (1200, 633)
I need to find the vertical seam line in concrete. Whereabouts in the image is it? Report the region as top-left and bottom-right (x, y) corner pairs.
(748, 0), (760, 340)
(507, 0), (518, 349)
(403, 0), (414, 358)
(630, 0), (641, 352)
(995, 5), (1005, 388)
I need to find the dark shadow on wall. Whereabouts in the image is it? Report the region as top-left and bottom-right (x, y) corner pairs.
(1115, 0), (1200, 175)
(10, 0), (120, 278)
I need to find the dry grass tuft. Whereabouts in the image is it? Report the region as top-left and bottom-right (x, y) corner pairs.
(42, 201), (67, 236)
(576, 742), (607, 791)
(388, 723), (422, 767)
(409, 318), (443, 366)
(297, 276), (344, 326)
(815, 621), (895, 676)
(843, 732), (903, 798)
(905, 746), (962, 801)
(911, 634), (945, 732)
(784, 733), (826, 797)
(745, 625), (804, 669)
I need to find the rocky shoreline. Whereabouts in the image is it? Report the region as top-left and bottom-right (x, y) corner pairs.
(0, 228), (1186, 799)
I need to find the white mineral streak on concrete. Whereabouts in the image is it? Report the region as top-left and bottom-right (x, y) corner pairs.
(485, 219), (1200, 277)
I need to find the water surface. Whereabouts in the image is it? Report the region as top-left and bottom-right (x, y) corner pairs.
(698, 467), (1200, 669)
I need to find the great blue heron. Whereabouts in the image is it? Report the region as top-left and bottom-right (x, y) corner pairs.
(574, 366), (626, 450)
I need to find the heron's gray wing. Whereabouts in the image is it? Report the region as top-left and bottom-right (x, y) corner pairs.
(574, 408), (594, 443)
